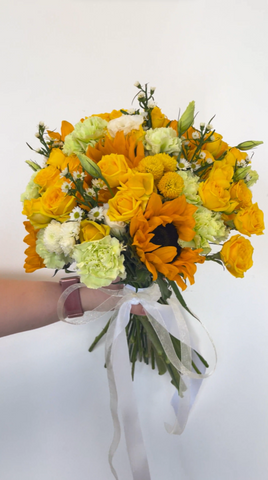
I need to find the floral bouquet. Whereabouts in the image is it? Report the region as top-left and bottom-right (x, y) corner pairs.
(21, 82), (264, 477)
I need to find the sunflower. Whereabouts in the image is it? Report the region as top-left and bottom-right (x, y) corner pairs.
(86, 130), (145, 168)
(23, 221), (45, 273)
(129, 193), (204, 289)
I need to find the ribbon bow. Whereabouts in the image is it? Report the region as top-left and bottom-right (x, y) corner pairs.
(58, 283), (217, 480)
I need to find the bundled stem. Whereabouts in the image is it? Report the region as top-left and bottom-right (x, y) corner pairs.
(88, 280), (209, 397)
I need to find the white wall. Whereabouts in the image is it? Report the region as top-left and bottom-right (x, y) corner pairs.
(0, 1), (268, 479)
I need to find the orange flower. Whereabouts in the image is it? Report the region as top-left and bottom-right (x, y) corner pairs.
(23, 221), (45, 273)
(86, 130), (145, 169)
(47, 121), (74, 142)
(130, 193), (204, 288)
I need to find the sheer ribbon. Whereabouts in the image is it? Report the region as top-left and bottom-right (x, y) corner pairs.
(57, 283), (217, 480)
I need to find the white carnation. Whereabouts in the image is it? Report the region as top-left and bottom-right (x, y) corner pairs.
(43, 220), (63, 254)
(59, 221), (80, 256)
(36, 229), (72, 269)
(107, 115), (144, 137)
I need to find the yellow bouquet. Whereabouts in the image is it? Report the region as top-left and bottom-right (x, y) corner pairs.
(21, 82), (264, 479)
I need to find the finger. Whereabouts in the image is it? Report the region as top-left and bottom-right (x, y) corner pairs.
(130, 304), (146, 316)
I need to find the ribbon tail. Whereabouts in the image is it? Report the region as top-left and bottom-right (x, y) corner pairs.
(105, 303), (152, 480)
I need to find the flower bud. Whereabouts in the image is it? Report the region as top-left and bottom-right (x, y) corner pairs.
(177, 101), (195, 137)
(236, 140), (263, 151)
(25, 160), (41, 171)
(77, 153), (101, 178)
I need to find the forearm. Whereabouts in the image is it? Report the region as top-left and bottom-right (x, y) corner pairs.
(0, 279), (111, 337)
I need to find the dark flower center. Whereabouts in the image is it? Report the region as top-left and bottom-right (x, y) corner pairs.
(151, 223), (181, 258)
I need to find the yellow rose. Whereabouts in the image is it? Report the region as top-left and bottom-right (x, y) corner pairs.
(118, 171), (154, 204)
(203, 132), (228, 159)
(34, 165), (61, 192)
(224, 147), (248, 167)
(80, 220), (110, 242)
(47, 148), (67, 169)
(97, 154), (129, 188)
(199, 178), (238, 212)
(40, 186), (76, 222)
(209, 160), (234, 185)
(108, 191), (143, 223)
(47, 149), (81, 174)
(151, 107), (171, 128)
(230, 180), (252, 209)
(234, 203), (265, 236)
(91, 110), (123, 122)
(220, 234), (253, 278)
(22, 198), (51, 229)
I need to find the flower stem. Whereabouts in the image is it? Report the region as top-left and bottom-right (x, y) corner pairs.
(88, 319), (110, 352)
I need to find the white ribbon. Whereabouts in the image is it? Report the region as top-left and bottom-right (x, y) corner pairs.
(57, 283), (217, 480)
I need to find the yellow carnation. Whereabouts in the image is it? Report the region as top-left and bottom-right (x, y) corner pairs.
(234, 203), (265, 236)
(137, 155), (164, 183)
(80, 220), (110, 242)
(158, 172), (184, 199)
(220, 234), (253, 278)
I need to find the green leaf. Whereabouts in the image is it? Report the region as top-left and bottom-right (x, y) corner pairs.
(168, 280), (198, 319)
(177, 101), (195, 137)
(156, 273), (172, 302)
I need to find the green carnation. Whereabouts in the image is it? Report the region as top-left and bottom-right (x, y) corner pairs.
(144, 127), (182, 156)
(178, 206), (229, 254)
(36, 229), (72, 269)
(73, 235), (125, 288)
(20, 172), (40, 202)
(234, 166), (259, 187)
(63, 116), (107, 156)
(177, 171), (201, 205)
